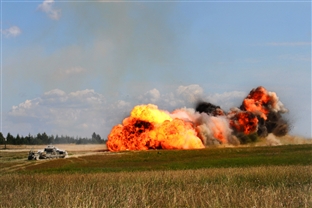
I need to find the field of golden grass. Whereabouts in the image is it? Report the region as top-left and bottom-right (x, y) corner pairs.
(0, 139), (311, 207)
(0, 165), (311, 207)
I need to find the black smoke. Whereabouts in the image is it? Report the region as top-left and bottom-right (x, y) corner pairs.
(195, 87), (290, 143)
(257, 112), (289, 137)
(195, 101), (225, 116)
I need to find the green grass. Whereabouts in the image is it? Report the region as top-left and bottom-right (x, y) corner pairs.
(12, 144), (312, 174)
(1, 144), (311, 207)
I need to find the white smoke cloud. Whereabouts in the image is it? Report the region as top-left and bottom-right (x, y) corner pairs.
(37, 0), (61, 20)
(266, 133), (282, 146)
(4, 85), (249, 138)
(2, 26), (21, 38)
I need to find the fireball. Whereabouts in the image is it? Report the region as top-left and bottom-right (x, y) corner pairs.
(107, 104), (204, 151)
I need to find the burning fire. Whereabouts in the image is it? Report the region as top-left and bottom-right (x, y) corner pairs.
(107, 86), (289, 151)
(107, 104), (204, 151)
(240, 86), (286, 120)
(228, 109), (258, 135)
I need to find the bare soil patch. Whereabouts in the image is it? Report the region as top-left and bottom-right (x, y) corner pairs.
(0, 144), (108, 173)
(1, 144), (107, 152)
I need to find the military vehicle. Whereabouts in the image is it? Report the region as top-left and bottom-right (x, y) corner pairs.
(28, 145), (67, 160)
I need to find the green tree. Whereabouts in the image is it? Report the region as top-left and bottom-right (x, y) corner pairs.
(55, 135), (60, 144)
(15, 134), (21, 145)
(48, 135), (55, 144)
(92, 132), (102, 143)
(26, 133), (34, 144)
(6, 133), (14, 144)
(20, 135), (26, 144)
(41, 132), (49, 144)
(0, 132), (5, 146)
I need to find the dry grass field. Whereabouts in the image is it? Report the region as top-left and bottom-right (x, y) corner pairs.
(0, 140), (311, 207)
(1, 143), (107, 152)
(0, 166), (311, 207)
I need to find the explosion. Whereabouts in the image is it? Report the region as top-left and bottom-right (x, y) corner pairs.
(107, 104), (204, 151)
(107, 86), (289, 151)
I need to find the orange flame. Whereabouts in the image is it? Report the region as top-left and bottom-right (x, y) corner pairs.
(229, 111), (258, 134)
(107, 104), (205, 151)
(130, 104), (172, 124)
(241, 86), (271, 119)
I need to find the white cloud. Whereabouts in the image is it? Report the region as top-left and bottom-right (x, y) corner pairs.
(139, 88), (161, 104)
(205, 91), (246, 111)
(147, 89), (160, 102)
(7, 89), (107, 137)
(115, 100), (131, 109)
(2, 26), (21, 38)
(251, 42), (312, 47)
(278, 54), (311, 62)
(44, 89), (66, 97)
(176, 84), (203, 103)
(135, 85), (246, 112)
(57, 67), (86, 77)
(266, 42), (311, 46)
(4, 85), (250, 138)
(11, 100), (38, 117)
(37, 0), (61, 20)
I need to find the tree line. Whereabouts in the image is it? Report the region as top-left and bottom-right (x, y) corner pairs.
(0, 132), (106, 145)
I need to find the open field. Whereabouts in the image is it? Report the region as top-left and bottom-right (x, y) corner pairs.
(0, 144), (107, 152)
(1, 166), (311, 208)
(0, 144), (107, 173)
(0, 143), (311, 207)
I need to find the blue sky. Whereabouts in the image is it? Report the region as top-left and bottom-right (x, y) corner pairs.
(1, 0), (311, 138)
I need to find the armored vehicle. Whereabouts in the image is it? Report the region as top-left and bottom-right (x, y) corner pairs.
(28, 145), (67, 160)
